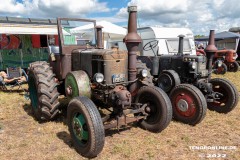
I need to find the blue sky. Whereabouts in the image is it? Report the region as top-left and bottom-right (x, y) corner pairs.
(0, 0), (240, 35)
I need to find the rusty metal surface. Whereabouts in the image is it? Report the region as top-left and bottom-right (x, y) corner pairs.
(49, 54), (71, 80)
(205, 30), (217, 81)
(124, 6), (142, 94)
(96, 25), (104, 49)
(108, 85), (131, 108)
(205, 30), (218, 53)
(65, 70), (91, 99)
(215, 49), (236, 63)
(104, 115), (144, 130)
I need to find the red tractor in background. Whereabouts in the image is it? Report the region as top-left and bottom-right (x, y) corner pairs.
(197, 49), (239, 74)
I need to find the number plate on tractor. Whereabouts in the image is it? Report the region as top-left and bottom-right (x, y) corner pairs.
(112, 74), (125, 83)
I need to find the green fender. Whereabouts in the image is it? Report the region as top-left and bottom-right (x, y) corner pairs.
(65, 71), (91, 99)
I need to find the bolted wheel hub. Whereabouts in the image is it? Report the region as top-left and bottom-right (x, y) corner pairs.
(145, 106), (151, 113)
(73, 117), (83, 138)
(177, 99), (189, 112)
(72, 114), (88, 142)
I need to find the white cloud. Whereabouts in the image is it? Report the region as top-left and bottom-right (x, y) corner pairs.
(117, 0), (240, 35)
(0, 0), (111, 17)
(1, 0), (240, 35)
(0, 0), (26, 14)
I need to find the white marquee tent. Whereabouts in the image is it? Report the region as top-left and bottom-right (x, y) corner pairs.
(70, 21), (127, 48)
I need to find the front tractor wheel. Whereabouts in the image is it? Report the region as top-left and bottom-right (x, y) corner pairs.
(228, 61), (239, 72)
(213, 63), (227, 75)
(67, 96), (105, 158)
(28, 61), (60, 121)
(169, 84), (207, 125)
(208, 78), (239, 113)
(157, 70), (180, 93)
(134, 86), (172, 133)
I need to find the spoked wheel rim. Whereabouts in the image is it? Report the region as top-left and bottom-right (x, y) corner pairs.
(173, 92), (196, 117)
(72, 113), (89, 146)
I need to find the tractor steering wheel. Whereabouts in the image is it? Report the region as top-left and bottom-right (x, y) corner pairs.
(143, 40), (159, 51)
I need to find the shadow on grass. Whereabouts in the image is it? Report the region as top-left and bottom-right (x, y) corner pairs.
(105, 124), (137, 137)
(23, 103), (34, 118)
(0, 89), (26, 93)
(56, 131), (73, 148)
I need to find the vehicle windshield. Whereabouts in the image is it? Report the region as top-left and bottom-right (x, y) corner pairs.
(166, 39), (191, 53)
(60, 20), (96, 46)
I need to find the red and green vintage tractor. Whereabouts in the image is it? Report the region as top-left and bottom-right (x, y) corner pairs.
(27, 6), (172, 158)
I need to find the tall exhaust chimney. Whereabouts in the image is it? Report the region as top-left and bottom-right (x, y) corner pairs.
(178, 34), (185, 56)
(205, 30), (217, 81)
(96, 25), (104, 49)
(124, 6), (142, 94)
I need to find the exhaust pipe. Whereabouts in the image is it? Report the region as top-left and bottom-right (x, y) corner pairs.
(178, 35), (185, 56)
(96, 25), (103, 49)
(205, 30), (217, 81)
(124, 6), (142, 94)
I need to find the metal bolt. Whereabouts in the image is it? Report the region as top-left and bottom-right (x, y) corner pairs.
(145, 106), (151, 113)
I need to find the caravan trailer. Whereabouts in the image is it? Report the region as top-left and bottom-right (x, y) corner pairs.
(113, 27), (196, 56)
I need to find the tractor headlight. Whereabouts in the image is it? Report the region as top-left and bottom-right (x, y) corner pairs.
(190, 62), (197, 70)
(141, 69), (148, 78)
(217, 60), (223, 67)
(93, 73), (104, 83)
(233, 54), (238, 60)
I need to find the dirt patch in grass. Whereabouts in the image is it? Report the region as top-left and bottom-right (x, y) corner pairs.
(0, 72), (240, 160)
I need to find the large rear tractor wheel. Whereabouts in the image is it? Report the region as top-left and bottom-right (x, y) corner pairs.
(67, 96), (105, 158)
(169, 84), (207, 125)
(28, 61), (60, 121)
(228, 61), (239, 72)
(134, 86), (172, 133)
(208, 78), (239, 113)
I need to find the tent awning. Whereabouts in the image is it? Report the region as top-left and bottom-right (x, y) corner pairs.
(196, 31), (240, 41)
(70, 21), (127, 40)
(0, 24), (58, 35)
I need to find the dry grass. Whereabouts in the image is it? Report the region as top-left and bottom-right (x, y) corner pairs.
(0, 72), (240, 160)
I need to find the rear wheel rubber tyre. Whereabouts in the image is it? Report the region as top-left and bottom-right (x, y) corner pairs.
(134, 86), (172, 133)
(213, 63), (227, 75)
(28, 61), (60, 121)
(208, 78), (239, 113)
(169, 84), (207, 125)
(157, 70), (180, 93)
(67, 96), (105, 158)
(228, 61), (239, 72)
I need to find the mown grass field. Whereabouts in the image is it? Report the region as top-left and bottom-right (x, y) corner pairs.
(0, 72), (239, 160)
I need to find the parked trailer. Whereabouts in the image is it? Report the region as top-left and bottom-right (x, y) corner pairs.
(111, 27), (196, 56)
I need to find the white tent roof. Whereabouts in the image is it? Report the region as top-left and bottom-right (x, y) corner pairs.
(0, 23), (58, 35)
(70, 21), (127, 40)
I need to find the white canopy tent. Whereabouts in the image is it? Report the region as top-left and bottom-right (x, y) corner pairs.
(70, 21), (127, 48)
(0, 23), (58, 35)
